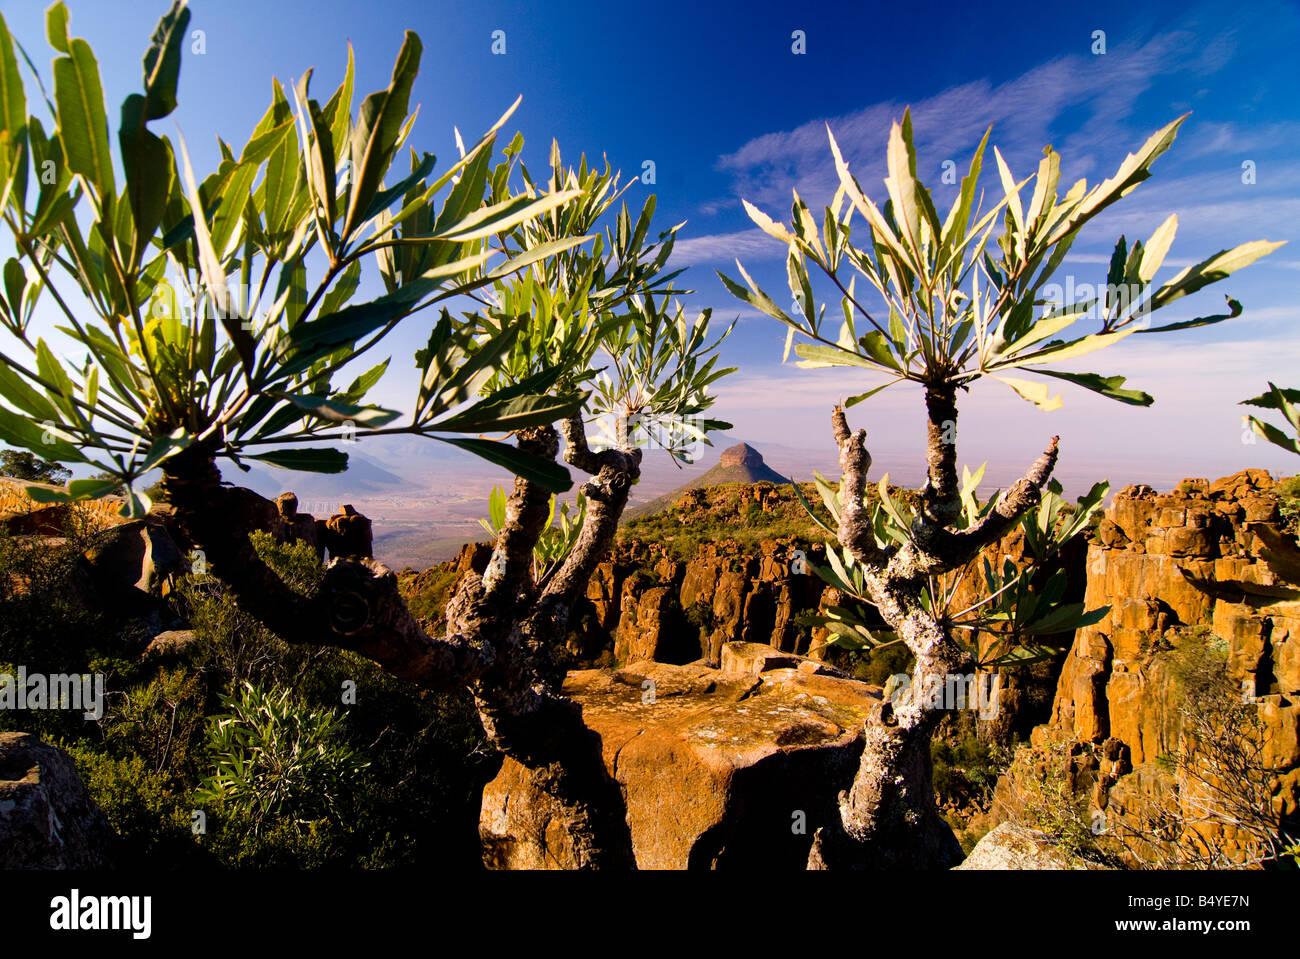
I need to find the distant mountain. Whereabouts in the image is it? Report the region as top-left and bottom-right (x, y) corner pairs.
(625, 443), (791, 519)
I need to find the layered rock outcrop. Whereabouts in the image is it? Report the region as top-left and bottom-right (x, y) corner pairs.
(993, 470), (1300, 863)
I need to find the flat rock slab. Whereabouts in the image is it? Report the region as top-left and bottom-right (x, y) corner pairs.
(480, 660), (880, 869)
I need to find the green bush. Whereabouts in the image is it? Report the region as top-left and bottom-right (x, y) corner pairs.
(194, 681), (369, 835)
(63, 743), (207, 868)
(1275, 475), (1300, 534)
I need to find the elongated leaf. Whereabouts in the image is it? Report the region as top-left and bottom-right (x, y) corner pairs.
(341, 31), (421, 240)
(248, 447), (349, 473)
(0, 13), (26, 139)
(793, 342), (887, 370)
(1137, 294), (1242, 334)
(175, 130), (255, 371)
(67, 477), (121, 500)
(439, 435), (572, 493)
(141, 0), (188, 120)
(52, 27), (115, 200)
(435, 188), (583, 243)
(1138, 213), (1177, 282)
(1242, 384), (1300, 411)
(273, 392), (401, 427)
(992, 375), (1063, 411)
(1149, 239), (1285, 312)
(1036, 369), (1152, 406)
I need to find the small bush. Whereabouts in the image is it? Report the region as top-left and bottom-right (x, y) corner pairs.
(194, 681), (369, 835)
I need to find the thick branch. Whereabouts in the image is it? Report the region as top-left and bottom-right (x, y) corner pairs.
(559, 413), (603, 474)
(831, 406), (881, 566)
(481, 426), (559, 603)
(541, 417), (641, 620)
(893, 435), (1059, 579)
(162, 447), (485, 690)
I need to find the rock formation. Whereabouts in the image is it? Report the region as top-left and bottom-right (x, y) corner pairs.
(991, 469), (1300, 864)
(480, 647), (878, 869)
(0, 732), (116, 869)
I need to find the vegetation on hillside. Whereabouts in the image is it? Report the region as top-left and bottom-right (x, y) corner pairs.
(0, 515), (491, 868)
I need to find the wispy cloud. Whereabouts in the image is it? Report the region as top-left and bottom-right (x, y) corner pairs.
(676, 4), (1299, 272)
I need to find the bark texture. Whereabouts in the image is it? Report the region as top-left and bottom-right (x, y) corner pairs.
(809, 401), (1060, 869)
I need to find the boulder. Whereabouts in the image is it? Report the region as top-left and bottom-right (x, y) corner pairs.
(954, 823), (1080, 870)
(480, 661), (878, 869)
(0, 732), (115, 869)
(82, 519), (186, 607)
(143, 629), (199, 661)
(322, 504), (373, 559)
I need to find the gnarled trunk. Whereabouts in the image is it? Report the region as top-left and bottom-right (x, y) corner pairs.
(810, 402), (1059, 869)
(161, 423), (640, 869)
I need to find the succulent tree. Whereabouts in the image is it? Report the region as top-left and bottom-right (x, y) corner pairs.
(722, 110), (1283, 868)
(0, 1), (732, 867)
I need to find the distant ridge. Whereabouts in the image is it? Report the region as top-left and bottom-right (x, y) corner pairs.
(625, 443), (791, 519)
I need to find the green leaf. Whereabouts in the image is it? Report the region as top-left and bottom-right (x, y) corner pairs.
(1242, 384), (1300, 412)
(877, 473), (911, 532)
(273, 392), (402, 427)
(1035, 370), (1153, 406)
(247, 447), (349, 473)
(1138, 213), (1177, 283)
(341, 31), (421, 241)
(433, 388), (581, 435)
(844, 380), (898, 407)
(140, 0), (188, 120)
(24, 484), (73, 503)
(66, 477), (122, 500)
(118, 94), (172, 266)
(45, 4), (70, 54)
(0, 361), (58, 421)
(0, 12), (26, 140)
(486, 234), (592, 280)
(991, 375), (1063, 411)
(439, 436), (572, 493)
(0, 412), (86, 463)
(793, 342), (887, 370)
(716, 264), (795, 326)
(175, 130), (255, 372)
(1148, 239), (1285, 311)
(52, 26), (115, 200)
(1136, 294), (1242, 334)
(434, 188), (584, 243)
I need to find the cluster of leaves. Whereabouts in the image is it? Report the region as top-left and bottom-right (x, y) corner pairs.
(193, 680), (369, 834)
(1243, 383), (1300, 458)
(478, 484), (587, 583)
(0, 449), (69, 483)
(797, 465), (1109, 667)
(720, 109), (1282, 411)
(0, 2), (648, 516)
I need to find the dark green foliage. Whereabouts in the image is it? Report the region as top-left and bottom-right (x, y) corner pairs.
(0, 450), (71, 484)
(931, 729), (1003, 809)
(62, 743), (211, 868)
(0, 516), (491, 869)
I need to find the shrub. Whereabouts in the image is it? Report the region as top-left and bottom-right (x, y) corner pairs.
(63, 743), (207, 868)
(194, 682), (369, 835)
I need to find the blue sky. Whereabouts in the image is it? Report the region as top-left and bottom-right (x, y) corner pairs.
(1, 0), (1298, 492)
